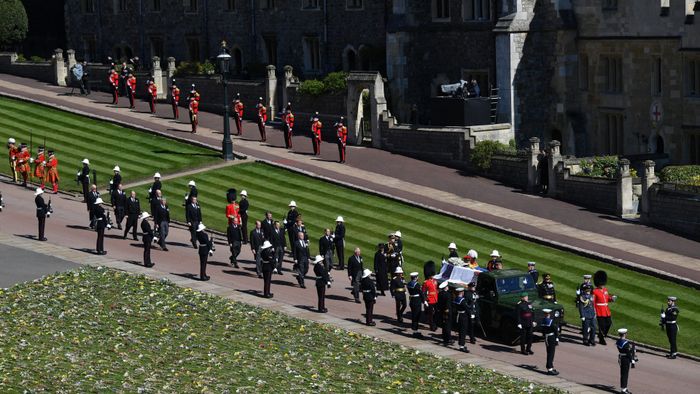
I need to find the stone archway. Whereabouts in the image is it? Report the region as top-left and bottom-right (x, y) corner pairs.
(346, 72), (387, 148)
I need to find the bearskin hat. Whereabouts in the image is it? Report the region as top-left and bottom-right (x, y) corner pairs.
(226, 188), (237, 203)
(423, 260), (436, 279)
(593, 270), (608, 287)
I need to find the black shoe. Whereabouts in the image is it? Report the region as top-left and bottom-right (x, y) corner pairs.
(584, 342), (590, 346)
(521, 350), (528, 355)
(527, 350), (534, 355)
(258, 274), (263, 279)
(547, 369), (559, 376)
(320, 308), (328, 313)
(133, 237), (138, 241)
(460, 347), (470, 353)
(599, 338), (607, 345)
(667, 354), (677, 359)
(162, 247), (169, 252)
(192, 244), (197, 249)
(117, 225), (122, 230)
(591, 341), (596, 347)
(145, 263), (154, 268)
(398, 318), (403, 323)
(265, 294), (274, 298)
(301, 284), (306, 289)
(470, 339), (476, 344)
(122, 235), (127, 240)
(277, 271), (283, 275)
(39, 238), (47, 241)
(355, 299), (361, 304)
(366, 322), (376, 326)
(201, 275), (210, 281)
(413, 332), (423, 338)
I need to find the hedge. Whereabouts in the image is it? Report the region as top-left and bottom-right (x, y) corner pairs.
(659, 165), (700, 186)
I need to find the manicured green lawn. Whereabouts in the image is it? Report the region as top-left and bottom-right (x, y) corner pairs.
(138, 162), (700, 356)
(0, 267), (557, 393)
(0, 96), (220, 191)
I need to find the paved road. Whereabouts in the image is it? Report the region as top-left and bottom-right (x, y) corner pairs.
(0, 179), (697, 394)
(0, 243), (79, 288)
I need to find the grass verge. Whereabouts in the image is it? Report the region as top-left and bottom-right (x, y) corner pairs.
(0, 267), (557, 393)
(135, 162), (700, 356)
(0, 96), (220, 191)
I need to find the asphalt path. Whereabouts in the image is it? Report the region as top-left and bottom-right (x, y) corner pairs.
(0, 179), (697, 394)
(0, 243), (79, 288)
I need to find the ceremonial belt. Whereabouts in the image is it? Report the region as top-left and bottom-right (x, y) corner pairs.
(457, 311), (465, 314)
(596, 303), (608, 306)
(410, 294), (421, 298)
(543, 295), (554, 300)
(666, 321), (677, 324)
(362, 290), (372, 293)
(394, 289), (405, 292)
(545, 333), (555, 337)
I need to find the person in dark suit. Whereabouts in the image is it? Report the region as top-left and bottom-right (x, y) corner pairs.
(347, 248), (363, 303)
(154, 197), (170, 251)
(78, 158), (90, 202)
(123, 191), (141, 240)
(112, 183), (127, 230)
(360, 269), (377, 326)
(260, 241), (275, 298)
(270, 220), (286, 274)
(196, 223), (214, 281)
(261, 211), (274, 240)
(93, 197), (108, 255)
(334, 216), (345, 270)
(140, 211), (154, 267)
(227, 216), (243, 268)
(374, 243), (389, 296)
(87, 184), (99, 229)
(149, 189), (162, 220)
(148, 172), (162, 203)
(285, 201), (299, 251)
(239, 190), (249, 243)
(250, 220), (265, 278)
(291, 217), (308, 255)
(318, 228), (335, 273)
(293, 231), (310, 288)
(34, 188), (49, 241)
(110, 166), (122, 206)
(314, 255), (330, 312)
(186, 180), (198, 205)
(186, 196), (203, 249)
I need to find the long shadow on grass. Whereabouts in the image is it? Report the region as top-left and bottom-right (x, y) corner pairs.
(151, 150), (220, 157)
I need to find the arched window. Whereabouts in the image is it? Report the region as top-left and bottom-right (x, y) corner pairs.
(656, 135), (664, 154)
(358, 45), (371, 71)
(343, 46), (357, 71)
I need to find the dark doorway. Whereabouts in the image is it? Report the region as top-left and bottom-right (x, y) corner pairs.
(233, 48), (243, 75)
(347, 49), (357, 71)
(656, 135), (664, 154)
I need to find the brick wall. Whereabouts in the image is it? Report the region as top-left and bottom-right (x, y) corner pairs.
(0, 54), (54, 83)
(647, 184), (700, 240)
(487, 154), (529, 189)
(557, 173), (618, 215)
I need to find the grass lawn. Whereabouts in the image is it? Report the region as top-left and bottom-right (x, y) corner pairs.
(0, 267), (557, 393)
(0, 96), (220, 191)
(137, 162), (700, 356)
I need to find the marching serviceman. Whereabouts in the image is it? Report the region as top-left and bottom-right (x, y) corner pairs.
(33, 146), (46, 189)
(616, 328), (638, 394)
(527, 261), (539, 284)
(293, 231), (311, 288)
(285, 200), (300, 249)
(576, 274), (593, 297)
(593, 270), (617, 345)
(112, 184), (126, 229)
(314, 255), (330, 313)
(373, 243), (388, 296)
(334, 216), (345, 270)
(661, 296), (680, 359)
(123, 191), (140, 240)
(110, 166), (122, 206)
(232, 93), (244, 135)
(226, 216), (243, 268)
(239, 190), (249, 244)
(171, 80), (180, 119)
(187, 84), (201, 103)
(283, 103), (294, 149)
(390, 267), (407, 323)
(538, 273), (557, 303)
(311, 112), (322, 156)
(186, 196), (202, 249)
(422, 261), (439, 331)
(109, 67), (119, 104)
(93, 197), (108, 255)
(148, 172), (162, 203)
(186, 180), (198, 205)
(517, 292), (536, 355)
(437, 280), (452, 346)
(225, 188), (241, 226)
(335, 117), (347, 163)
(541, 308), (560, 375)
(348, 247), (364, 303)
(196, 223), (214, 281)
(578, 284), (597, 346)
(453, 287), (472, 352)
(45, 150), (59, 193)
(148, 80), (158, 114)
(360, 268), (377, 326)
(407, 271), (424, 338)
(256, 97), (267, 142)
(34, 188), (49, 241)
(127, 73), (136, 109)
(78, 158), (91, 202)
(465, 281), (479, 344)
(7, 138), (19, 182)
(189, 92), (199, 133)
(140, 211), (154, 268)
(16, 143), (30, 187)
(260, 240), (276, 298)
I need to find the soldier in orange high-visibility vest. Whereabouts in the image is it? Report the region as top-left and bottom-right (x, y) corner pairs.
(171, 80), (181, 119)
(335, 117), (348, 163)
(33, 146), (46, 189)
(189, 96), (199, 133)
(256, 97), (267, 142)
(16, 143), (31, 187)
(283, 102), (295, 149)
(127, 73), (137, 109)
(311, 112), (322, 156)
(46, 150), (59, 193)
(148, 80), (158, 114)
(109, 67), (119, 104)
(233, 93), (244, 135)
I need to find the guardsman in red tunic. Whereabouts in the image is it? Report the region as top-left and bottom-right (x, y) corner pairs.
(232, 93), (244, 135)
(171, 80), (181, 119)
(7, 137), (19, 182)
(283, 102), (294, 149)
(16, 143), (31, 187)
(187, 84), (201, 103)
(148, 80), (158, 114)
(45, 150), (59, 193)
(592, 270), (617, 345)
(256, 97), (267, 142)
(33, 146), (46, 189)
(109, 68), (119, 104)
(311, 112), (322, 156)
(225, 188), (242, 225)
(421, 261), (439, 331)
(189, 96), (199, 134)
(335, 117), (348, 163)
(127, 73), (137, 109)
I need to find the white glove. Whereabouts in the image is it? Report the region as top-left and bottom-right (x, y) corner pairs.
(46, 212), (51, 218)
(106, 224), (112, 230)
(581, 317), (586, 321)
(283, 219), (287, 225)
(517, 324), (522, 329)
(423, 302), (428, 308)
(470, 315), (475, 319)
(209, 251), (214, 256)
(556, 338), (559, 342)
(29, 158), (34, 163)
(532, 322), (537, 327)
(612, 295), (618, 301)
(661, 313), (666, 319)
(554, 302), (558, 304)
(77, 171), (81, 176)
(148, 188), (152, 193)
(109, 180), (113, 185)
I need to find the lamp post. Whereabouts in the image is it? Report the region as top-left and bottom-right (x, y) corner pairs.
(217, 41), (234, 161)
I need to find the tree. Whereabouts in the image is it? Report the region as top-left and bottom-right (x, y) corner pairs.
(0, 0), (29, 50)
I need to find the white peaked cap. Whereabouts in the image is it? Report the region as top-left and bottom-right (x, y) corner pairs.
(448, 242), (457, 249)
(240, 190), (247, 197)
(288, 200), (296, 207)
(410, 272), (419, 277)
(314, 255), (324, 263)
(113, 166), (120, 172)
(197, 223), (206, 232)
(94, 197), (103, 204)
(618, 328), (628, 334)
(362, 269), (372, 278)
(336, 216), (344, 222)
(395, 267), (403, 274)
(82, 158), (90, 165)
(188, 180), (196, 187)
(262, 240), (273, 249)
(139, 212), (150, 219)
(154, 172), (161, 178)
(394, 231), (402, 238)
(467, 249), (478, 259)
(490, 250), (501, 257)
(439, 281), (449, 289)
(8, 138), (15, 143)
(34, 188), (44, 196)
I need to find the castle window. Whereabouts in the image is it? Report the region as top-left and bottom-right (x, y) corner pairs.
(602, 0), (618, 11)
(150, 37), (164, 60)
(226, 0), (236, 11)
(463, 0), (490, 21)
(687, 59), (700, 97)
(81, 0), (96, 13)
(347, 0), (363, 10)
(652, 57), (662, 96)
(602, 55), (623, 93)
(392, 0), (405, 14)
(303, 36), (321, 71)
(186, 37), (201, 61)
(689, 133), (700, 164)
(184, 0), (198, 13)
(579, 54), (589, 91)
(302, 0), (319, 10)
(601, 112), (624, 155)
(263, 35), (278, 67)
(432, 0), (450, 21)
(260, 0), (275, 10)
(152, 0), (161, 12)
